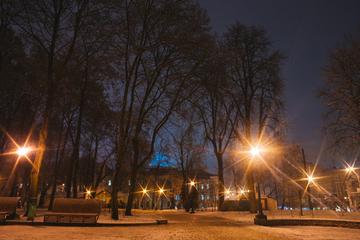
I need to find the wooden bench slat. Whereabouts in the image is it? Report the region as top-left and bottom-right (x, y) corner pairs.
(46, 213), (99, 217)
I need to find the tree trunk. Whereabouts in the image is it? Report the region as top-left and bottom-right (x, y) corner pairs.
(90, 136), (99, 188)
(28, 117), (49, 219)
(125, 167), (138, 216)
(9, 171), (19, 197)
(49, 114), (69, 210)
(111, 137), (126, 220)
(247, 171), (257, 213)
(38, 180), (49, 208)
(68, 63), (88, 198)
(111, 160), (121, 220)
(216, 152), (225, 210)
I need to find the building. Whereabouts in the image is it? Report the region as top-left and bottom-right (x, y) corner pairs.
(280, 164), (360, 211)
(132, 167), (218, 210)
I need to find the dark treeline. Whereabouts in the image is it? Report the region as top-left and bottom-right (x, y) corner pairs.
(0, 0), (285, 219)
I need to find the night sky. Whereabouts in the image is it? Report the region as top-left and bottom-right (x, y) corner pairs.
(199, 0), (360, 164)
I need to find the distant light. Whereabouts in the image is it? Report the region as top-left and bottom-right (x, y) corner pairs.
(16, 146), (31, 157)
(190, 181), (195, 187)
(225, 189), (231, 195)
(142, 188), (148, 194)
(85, 189), (93, 199)
(307, 175), (314, 183)
(346, 166), (355, 173)
(159, 188), (164, 194)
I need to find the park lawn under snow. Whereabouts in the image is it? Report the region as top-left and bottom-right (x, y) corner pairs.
(1, 211), (360, 240)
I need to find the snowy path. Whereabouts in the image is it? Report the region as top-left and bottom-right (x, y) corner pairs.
(1, 211), (360, 240)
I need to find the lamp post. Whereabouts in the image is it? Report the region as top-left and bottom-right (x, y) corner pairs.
(189, 180), (196, 213)
(301, 148), (313, 210)
(249, 146), (267, 224)
(158, 187), (165, 210)
(346, 166), (359, 184)
(13, 145), (37, 219)
(141, 188), (148, 209)
(344, 165), (359, 210)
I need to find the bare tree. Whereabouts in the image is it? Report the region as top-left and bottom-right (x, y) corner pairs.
(110, 0), (211, 218)
(197, 48), (238, 209)
(320, 34), (360, 155)
(222, 23), (284, 212)
(167, 110), (205, 210)
(13, 0), (90, 218)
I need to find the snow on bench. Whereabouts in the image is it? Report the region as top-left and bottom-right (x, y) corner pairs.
(44, 198), (101, 224)
(0, 197), (20, 223)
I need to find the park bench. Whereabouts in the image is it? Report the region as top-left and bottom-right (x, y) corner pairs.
(0, 197), (20, 223)
(44, 198), (101, 224)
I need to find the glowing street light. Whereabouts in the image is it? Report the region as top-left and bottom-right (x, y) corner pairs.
(16, 146), (32, 157)
(142, 188), (148, 194)
(159, 187), (164, 194)
(344, 163), (360, 187)
(307, 174), (314, 184)
(238, 188), (249, 200)
(0, 129), (39, 220)
(346, 166), (355, 173)
(225, 188), (231, 195)
(247, 143), (267, 223)
(239, 188), (248, 195)
(250, 146), (262, 157)
(85, 188), (93, 199)
(190, 181), (195, 187)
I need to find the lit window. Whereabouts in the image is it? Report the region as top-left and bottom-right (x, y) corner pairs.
(108, 180), (112, 186)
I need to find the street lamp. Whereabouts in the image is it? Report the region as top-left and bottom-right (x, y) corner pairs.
(239, 188), (249, 197)
(85, 189), (92, 199)
(249, 145), (267, 224)
(344, 164), (359, 210)
(307, 175), (314, 184)
(16, 146), (31, 157)
(250, 146), (261, 157)
(140, 187), (149, 209)
(225, 188), (232, 200)
(14, 145), (38, 220)
(346, 166), (355, 173)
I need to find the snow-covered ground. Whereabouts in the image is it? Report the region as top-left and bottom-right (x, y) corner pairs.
(1, 210), (360, 240)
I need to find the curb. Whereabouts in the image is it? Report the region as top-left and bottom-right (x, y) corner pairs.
(262, 219), (360, 229)
(2, 219), (168, 227)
